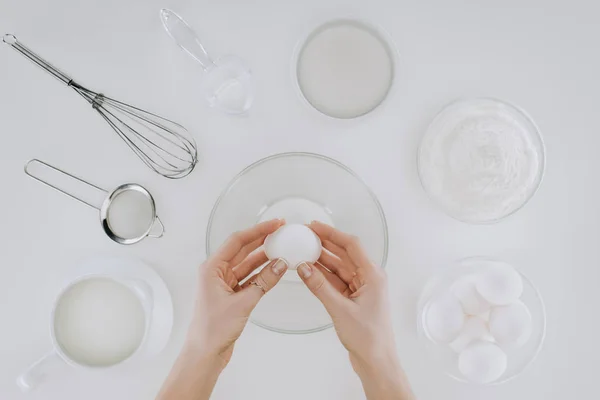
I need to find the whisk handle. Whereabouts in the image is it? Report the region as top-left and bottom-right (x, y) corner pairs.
(3, 34), (72, 85)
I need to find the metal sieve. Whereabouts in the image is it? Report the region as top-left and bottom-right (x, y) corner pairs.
(24, 159), (164, 245)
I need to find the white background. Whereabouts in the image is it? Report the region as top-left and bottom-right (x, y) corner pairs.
(1, 0), (598, 399)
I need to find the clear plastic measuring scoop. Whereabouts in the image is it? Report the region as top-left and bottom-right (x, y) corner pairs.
(160, 9), (254, 115)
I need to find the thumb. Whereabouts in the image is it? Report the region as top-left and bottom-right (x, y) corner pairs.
(297, 262), (346, 314)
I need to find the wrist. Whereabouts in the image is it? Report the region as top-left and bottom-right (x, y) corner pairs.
(348, 335), (398, 372)
(351, 350), (401, 379)
(181, 339), (229, 373)
(351, 351), (414, 400)
(156, 342), (224, 400)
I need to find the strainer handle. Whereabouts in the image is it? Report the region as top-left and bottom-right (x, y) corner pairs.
(24, 159), (108, 210)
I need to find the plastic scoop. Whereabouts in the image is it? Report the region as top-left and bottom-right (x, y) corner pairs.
(160, 8), (253, 115)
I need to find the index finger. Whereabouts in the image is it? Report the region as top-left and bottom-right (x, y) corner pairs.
(214, 219), (284, 262)
(309, 221), (374, 270)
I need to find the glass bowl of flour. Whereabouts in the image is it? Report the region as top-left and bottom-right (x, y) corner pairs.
(418, 98), (545, 224)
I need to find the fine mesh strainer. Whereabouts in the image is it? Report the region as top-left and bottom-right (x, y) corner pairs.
(24, 159), (164, 245)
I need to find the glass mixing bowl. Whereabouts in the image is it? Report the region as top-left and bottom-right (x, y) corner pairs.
(417, 257), (546, 385)
(206, 153), (388, 334)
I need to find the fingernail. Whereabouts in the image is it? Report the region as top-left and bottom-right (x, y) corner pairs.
(297, 262), (312, 279)
(272, 258), (288, 275)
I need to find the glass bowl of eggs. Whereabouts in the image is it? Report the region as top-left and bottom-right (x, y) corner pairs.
(417, 257), (546, 385)
(207, 152), (388, 334)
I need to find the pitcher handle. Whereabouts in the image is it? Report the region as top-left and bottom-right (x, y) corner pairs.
(16, 350), (67, 392)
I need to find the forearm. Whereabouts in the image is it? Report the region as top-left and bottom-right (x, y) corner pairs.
(353, 353), (415, 400)
(156, 345), (225, 400)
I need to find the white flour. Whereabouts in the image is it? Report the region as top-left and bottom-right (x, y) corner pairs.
(419, 103), (542, 222)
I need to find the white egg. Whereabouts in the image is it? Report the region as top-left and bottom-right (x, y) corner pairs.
(423, 292), (465, 343)
(451, 275), (491, 315)
(449, 316), (494, 353)
(475, 262), (523, 306)
(458, 341), (507, 384)
(489, 300), (532, 347)
(264, 224), (322, 269)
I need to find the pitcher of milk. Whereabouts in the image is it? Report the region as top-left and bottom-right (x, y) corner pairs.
(17, 257), (173, 391)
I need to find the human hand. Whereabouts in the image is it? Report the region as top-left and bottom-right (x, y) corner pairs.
(186, 219), (289, 368)
(157, 220), (289, 400)
(297, 221), (414, 399)
(297, 221), (394, 368)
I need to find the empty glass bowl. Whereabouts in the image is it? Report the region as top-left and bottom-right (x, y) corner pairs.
(417, 257), (546, 385)
(206, 153), (388, 334)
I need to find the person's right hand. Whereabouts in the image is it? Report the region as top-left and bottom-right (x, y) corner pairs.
(297, 221), (414, 400)
(297, 221), (395, 369)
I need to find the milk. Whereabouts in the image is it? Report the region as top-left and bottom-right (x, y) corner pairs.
(53, 278), (146, 367)
(297, 20), (394, 119)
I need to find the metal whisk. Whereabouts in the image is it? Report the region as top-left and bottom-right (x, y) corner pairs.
(3, 34), (198, 179)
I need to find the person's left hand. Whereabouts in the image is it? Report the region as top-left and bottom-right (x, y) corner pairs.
(185, 219), (288, 369)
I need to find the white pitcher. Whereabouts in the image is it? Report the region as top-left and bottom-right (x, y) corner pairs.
(17, 257), (173, 391)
